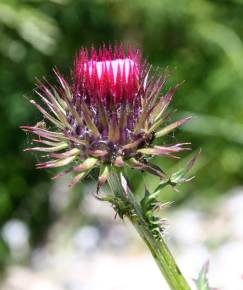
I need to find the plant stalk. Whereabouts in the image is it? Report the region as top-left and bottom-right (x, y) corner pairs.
(107, 169), (191, 290)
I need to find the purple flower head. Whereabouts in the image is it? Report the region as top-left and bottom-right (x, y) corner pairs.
(21, 45), (190, 188)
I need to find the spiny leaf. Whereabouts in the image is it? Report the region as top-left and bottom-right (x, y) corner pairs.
(140, 188), (168, 240)
(81, 101), (101, 138)
(30, 100), (65, 129)
(147, 109), (174, 134)
(54, 69), (72, 100)
(62, 94), (83, 127)
(127, 158), (167, 179)
(49, 148), (80, 158)
(36, 155), (77, 169)
(98, 101), (109, 127)
(137, 143), (190, 157)
(170, 149), (201, 185)
(32, 139), (65, 147)
(74, 157), (98, 172)
(195, 261), (217, 290)
(24, 142), (68, 153)
(133, 102), (154, 134)
(69, 171), (87, 188)
(21, 126), (65, 141)
(51, 168), (74, 180)
(41, 85), (66, 115)
(155, 116), (191, 138)
(97, 165), (110, 193)
(108, 114), (120, 142)
(122, 137), (144, 150)
(152, 82), (184, 122)
(35, 90), (72, 130)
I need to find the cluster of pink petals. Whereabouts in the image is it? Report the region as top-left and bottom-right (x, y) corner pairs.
(74, 47), (142, 104)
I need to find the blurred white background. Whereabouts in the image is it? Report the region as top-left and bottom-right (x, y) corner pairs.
(2, 183), (243, 290)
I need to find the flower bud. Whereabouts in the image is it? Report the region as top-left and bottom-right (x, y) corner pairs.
(21, 45), (190, 188)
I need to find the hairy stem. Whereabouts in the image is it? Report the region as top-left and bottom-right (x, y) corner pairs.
(107, 169), (191, 290)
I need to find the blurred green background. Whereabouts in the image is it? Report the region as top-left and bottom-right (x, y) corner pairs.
(1, 0), (243, 272)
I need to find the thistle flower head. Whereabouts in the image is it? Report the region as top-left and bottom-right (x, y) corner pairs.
(21, 45), (190, 188)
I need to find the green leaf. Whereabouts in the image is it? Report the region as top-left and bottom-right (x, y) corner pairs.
(195, 261), (211, 290)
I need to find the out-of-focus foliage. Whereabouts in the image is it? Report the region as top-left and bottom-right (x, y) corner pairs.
(1, 0), (243, 269)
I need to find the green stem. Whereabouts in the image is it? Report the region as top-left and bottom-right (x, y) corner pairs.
(107, 169), (191, 290)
